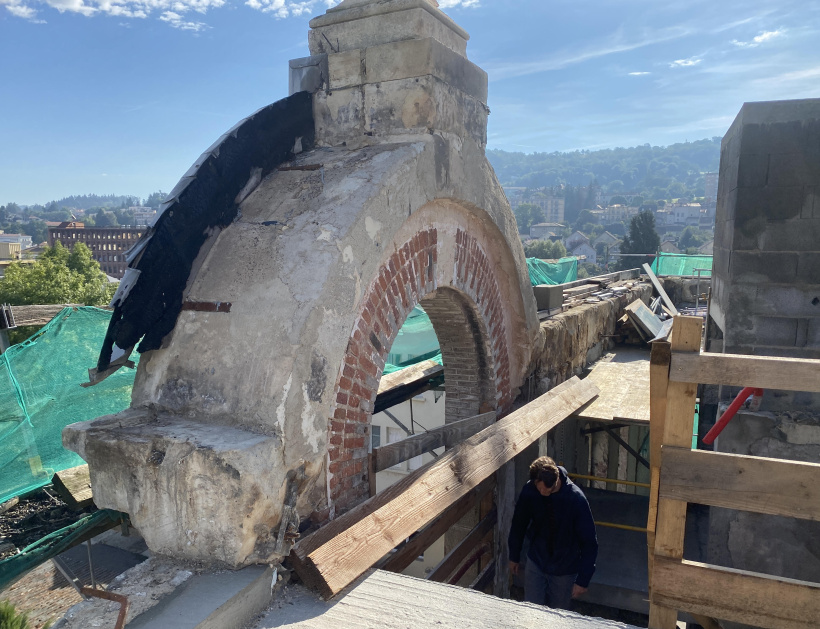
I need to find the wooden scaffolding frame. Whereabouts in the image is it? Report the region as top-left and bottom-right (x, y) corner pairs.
(647, 316), (820, 629)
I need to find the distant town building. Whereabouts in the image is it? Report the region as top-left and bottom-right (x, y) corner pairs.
(130, 206), (158, 226)
(0, 233), (34, 249)
(564, 231), (589, 251)
(47, 221), (144, 279)
(593, 231), (620, 247)
(504, 187), (565, 223)
(704, 172), (718, 203)
(529, 222), (564, 241)
(0, 242), (21, 260)
(600, 204), (641, 224)
(569, 242), (596, 265)
(660, 240), (681, 254)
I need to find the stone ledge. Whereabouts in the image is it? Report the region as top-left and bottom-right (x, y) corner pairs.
(63, 410), (290, 568)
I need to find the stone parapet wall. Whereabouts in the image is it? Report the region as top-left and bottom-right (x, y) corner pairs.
(529, 282), (652, 391)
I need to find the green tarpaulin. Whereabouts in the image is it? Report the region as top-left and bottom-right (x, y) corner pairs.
(526, 257), (578, 286)
(650, 252), (712, 277)
(0, 307), (139, 503)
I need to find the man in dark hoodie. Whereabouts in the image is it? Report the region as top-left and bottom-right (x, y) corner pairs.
(508, 456), (598, 609)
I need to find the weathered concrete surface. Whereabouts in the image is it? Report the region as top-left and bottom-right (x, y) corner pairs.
(250, 570), (641, 629)
(705, 99), (820, 619)
(533, 283), (651, 389)
(708, 410), (820, 584)
(54, 556), (193, 629)
(55, 559), (273, 629)
(64, 409), (298, 567)
(65, 0), (539, 568)
(710, 98), (820, 367)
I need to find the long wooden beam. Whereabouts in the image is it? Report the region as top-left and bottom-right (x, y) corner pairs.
(290, 376), (598, 597)
(642, 263), (678, 316)
(380, 477), (495, 573)
(659, 446), (820, 522)
(9, 304), (84, 327)
(373, 412), (496, 472)
(669, 352), (820, 393)
(652, 555), (820, 629)
(427, 509), (496, 583)
(374, 359), (445, 414)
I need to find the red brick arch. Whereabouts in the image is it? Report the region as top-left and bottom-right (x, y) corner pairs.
(327, 226), (515, 512)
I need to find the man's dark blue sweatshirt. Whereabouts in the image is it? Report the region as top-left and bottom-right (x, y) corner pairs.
(508, 466), (598, 588)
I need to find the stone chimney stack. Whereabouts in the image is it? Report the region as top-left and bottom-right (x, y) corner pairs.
(289, 0), (489, 148)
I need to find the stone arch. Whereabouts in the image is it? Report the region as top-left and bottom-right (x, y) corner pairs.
(328, 201), (528, 511)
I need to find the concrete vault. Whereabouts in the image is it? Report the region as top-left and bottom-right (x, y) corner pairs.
(65, 0), (541, 568)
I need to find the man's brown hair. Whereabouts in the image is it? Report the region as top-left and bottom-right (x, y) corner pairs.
(529, 456), (559, 487)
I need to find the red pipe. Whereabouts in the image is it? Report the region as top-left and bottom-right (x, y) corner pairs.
(702, 387), (764, 445)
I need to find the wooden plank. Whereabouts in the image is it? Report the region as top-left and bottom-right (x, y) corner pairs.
(575, 360), (650, 424)
(373, 412), (496, 472)
(9, 304), (84, 327)
(669, 352), (820, 393)
(469, 558), (495, 592)
(427, 509), (497, 583)
(374, 359), (445, 414)
(377, 359), (443, 395)
(625, 299), (663, 339)
(652, 555), (820, 629)
(290, 376), (598, 597)
(51, 465), (93, 509)
(659, 446), (820, 521)
(380, 477), (495, 573)
(649, 316), (701, 629)
(642, 263), (678, 316)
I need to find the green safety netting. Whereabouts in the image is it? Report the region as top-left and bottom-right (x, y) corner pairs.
(383, 306), (441, 375)
(650, 252), (713, 277)
(526, 256), (578, 286)
(0, 307), (139, 504)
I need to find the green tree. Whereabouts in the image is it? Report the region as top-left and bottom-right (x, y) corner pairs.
(94, 209), (118, 227)
(609, 195), (628, 206)
(0, 242), (115, 307)
(524, 240), (567, 259)
(514, 203), (544, 235)
(618, 211), (660, 270)
(143, 191), (168, 209)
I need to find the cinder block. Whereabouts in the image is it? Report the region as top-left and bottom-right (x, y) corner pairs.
(736, 186), (804, 223)
(736, 153), (770, 188)
(752, 316), (799, 347)
(796, 253), (820, 283)
(758, 219), (820, 251)
(532, 284), (563, 311)
(740, 120), (812, 156)
(807, 318), (820, 347)
(730, 251), (798, 283)
(712, 246), (731, 278)
(767, 152), (820, 188)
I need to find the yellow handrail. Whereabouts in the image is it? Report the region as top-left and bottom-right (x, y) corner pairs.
(595, 521), (648, 533)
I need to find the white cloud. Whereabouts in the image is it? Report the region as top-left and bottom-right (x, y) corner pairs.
(1, 0), (41, 19)
(2, 0), (340, 28)
(159, 9), (207, 29)
(732, 28), (785, 48)
(670, 57), (701, 68)
(439, 0), (480, 7)
(628, 71), (650, 76)
(485, 25), (692, 80)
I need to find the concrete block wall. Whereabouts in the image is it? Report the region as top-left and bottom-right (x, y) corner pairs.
(711, 99), (820, 411)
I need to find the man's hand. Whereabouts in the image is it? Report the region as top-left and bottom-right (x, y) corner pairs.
(509, 561), (520, 576)
(572, 584), (587, 598)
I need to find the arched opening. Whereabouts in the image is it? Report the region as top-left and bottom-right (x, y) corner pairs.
(367, 285), (499, 580)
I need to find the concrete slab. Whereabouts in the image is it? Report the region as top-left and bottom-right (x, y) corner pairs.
(252, 570), (641, 629)
(125, 565), (273, 629)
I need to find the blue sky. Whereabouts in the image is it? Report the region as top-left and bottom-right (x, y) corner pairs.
(1, 0), (819, 205)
